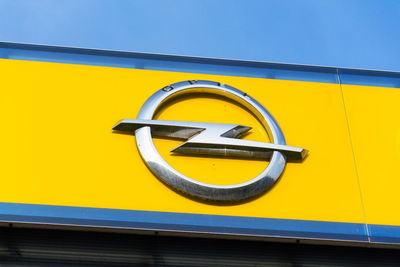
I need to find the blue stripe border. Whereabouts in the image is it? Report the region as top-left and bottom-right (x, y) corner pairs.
(0, 202), (368, 242)
(368, 224), (400, 244)
(0, 42), (337, 84)
(1, 42), (399, 88)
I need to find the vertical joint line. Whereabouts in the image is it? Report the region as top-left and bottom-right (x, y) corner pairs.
(337, 68), (371, 243)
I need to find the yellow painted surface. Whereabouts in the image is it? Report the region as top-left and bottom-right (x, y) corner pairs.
(342, 84), (400, 226)
(0, 59), (365, 223)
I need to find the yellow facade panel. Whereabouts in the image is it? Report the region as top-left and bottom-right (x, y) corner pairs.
(342, 84), (400, 226)
(0, 59), (365, 223)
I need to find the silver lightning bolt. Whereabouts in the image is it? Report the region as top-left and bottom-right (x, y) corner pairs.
(113, 119), (307, 161)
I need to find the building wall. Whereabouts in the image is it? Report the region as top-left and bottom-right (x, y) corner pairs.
(0, 0), (399, 252)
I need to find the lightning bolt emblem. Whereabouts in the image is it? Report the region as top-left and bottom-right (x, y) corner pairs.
(113, 119), (307, 161)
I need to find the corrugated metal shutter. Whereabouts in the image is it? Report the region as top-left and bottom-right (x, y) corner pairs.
(0, 227), (399, 266)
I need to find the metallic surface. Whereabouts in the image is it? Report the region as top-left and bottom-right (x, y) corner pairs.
(113, 119), (306, 161)
(4, 227), (400, 266)
(113, 80), (306, 201)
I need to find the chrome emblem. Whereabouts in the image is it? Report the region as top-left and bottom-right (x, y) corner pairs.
(113, 80), (307, 202)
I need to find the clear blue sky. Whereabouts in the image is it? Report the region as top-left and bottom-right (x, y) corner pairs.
(0, 0), (399, 71)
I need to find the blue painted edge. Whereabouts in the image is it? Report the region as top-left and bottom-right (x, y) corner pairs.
(1, 41), (399, 88)
(0, 202), (368, 242)
(368, 224), (400, 244)
(0, 42), (337, 84)
(339, 69), (400, 89)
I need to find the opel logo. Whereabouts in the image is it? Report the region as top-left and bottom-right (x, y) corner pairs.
(113, 80), (307, 202)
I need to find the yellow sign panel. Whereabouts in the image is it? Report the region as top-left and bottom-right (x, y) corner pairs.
(0, 59), (380, 226)
(343, 84), (400, 226)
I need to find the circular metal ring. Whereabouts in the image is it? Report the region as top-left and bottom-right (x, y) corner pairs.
(135, 80), (287, 202)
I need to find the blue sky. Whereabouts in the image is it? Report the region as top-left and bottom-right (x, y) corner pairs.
(0, 0), (399, 71)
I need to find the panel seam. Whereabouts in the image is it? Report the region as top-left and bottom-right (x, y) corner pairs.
(337, 69), (371, 243)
